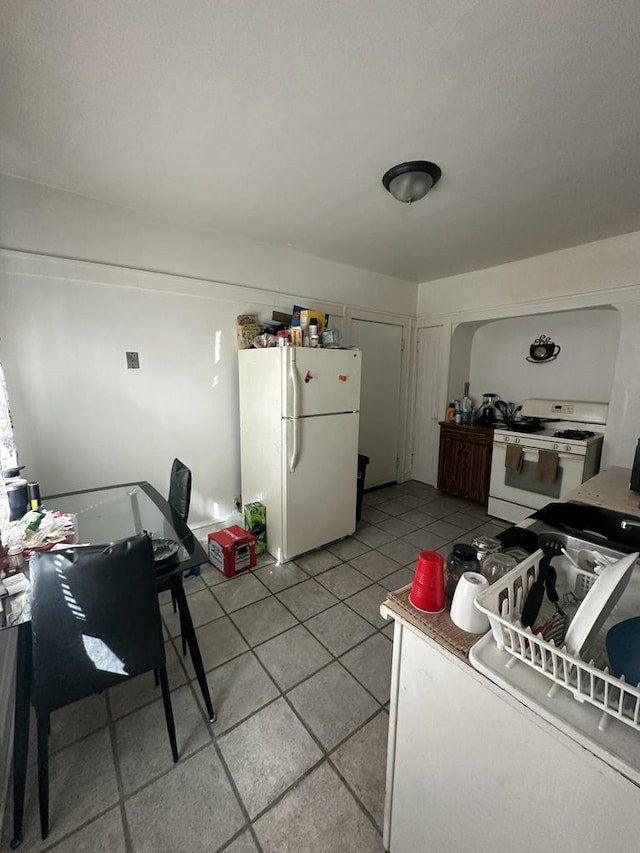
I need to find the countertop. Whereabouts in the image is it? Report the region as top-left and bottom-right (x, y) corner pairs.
(382, 466), (640, 657)
(438, 421), (494, 430)
(568, 465), (640, 516)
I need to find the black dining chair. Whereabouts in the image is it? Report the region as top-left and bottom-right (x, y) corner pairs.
(168, 457), (192, 523)
(164, 457), (192, 654)
(30, 534), (178, 840)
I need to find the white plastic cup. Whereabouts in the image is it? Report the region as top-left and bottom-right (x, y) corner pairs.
(449, 571), (491, 634)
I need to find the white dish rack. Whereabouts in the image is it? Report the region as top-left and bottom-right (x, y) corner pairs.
(474, 548), (640, 733)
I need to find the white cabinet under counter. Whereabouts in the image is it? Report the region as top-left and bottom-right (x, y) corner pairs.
(381, 592), (640, 853)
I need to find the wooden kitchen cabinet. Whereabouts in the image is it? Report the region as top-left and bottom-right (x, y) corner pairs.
(437, 422), (493, 504)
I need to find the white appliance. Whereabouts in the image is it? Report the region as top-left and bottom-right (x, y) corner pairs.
(488, 399), (607, 523)
(238, 347), (361, 562)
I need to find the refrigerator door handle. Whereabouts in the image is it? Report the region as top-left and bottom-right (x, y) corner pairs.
(289, 347), (299, 419)
(289, 417), (300, 473)
(289, 349), (301, 473)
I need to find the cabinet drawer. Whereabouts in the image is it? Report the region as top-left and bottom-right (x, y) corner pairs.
(439, 425), (492, 445)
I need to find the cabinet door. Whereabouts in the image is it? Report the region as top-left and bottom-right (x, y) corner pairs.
(437, 435), (464, 496)
(438, 427), (493, 503)
(466, 442), (492, 503)
(387, 626), (640, 853)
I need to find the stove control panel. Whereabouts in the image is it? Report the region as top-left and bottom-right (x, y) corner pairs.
(551, 402), (575, 415)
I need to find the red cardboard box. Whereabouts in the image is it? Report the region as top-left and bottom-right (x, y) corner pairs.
(208, 526), (256, 578)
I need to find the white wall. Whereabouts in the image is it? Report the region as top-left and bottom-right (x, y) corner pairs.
(417, 231), (640, 469)
(0, 177), (417, 528)
(468, 308), (620, 406)
(418, 231), (640, 319)
(0, 174), (416, 316)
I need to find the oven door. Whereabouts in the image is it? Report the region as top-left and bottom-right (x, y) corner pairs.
(489, 440), (586, 511)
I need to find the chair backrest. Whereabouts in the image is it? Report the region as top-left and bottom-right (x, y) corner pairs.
(168, 457), (192, 522)
(30, 533), (165, 713)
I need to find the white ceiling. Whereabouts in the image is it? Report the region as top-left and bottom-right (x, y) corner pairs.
(2, 1), (640, 283)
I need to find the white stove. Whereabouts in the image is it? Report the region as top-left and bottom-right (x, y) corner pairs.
(488, 399), (608, 523)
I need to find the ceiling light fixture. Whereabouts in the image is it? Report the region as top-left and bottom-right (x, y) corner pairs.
(382, 160), (442, 204)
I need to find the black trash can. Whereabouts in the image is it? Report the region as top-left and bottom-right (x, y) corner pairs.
(356, 454), (370, 523)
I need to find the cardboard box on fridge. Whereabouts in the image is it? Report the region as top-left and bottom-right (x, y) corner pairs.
(207, 526), (256, 578)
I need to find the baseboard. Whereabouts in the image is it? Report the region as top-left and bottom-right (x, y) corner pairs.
(189, 518), (229, 550)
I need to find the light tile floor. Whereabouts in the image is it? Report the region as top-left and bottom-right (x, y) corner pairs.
(2, 481), (508, 852)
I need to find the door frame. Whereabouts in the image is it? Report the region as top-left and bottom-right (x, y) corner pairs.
(343, 308), (415, 484)
(410, 321), (452, 484)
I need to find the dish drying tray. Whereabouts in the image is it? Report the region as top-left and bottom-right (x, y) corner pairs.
(474, 548), (640, 733)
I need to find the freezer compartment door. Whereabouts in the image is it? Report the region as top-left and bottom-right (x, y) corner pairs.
(281, 413), (359, 561)
(284, 349), (361, 417)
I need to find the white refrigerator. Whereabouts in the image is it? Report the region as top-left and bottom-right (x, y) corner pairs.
(238, 347), (361, 562)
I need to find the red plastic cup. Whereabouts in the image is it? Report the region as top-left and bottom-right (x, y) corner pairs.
(409, 550), (445, 613)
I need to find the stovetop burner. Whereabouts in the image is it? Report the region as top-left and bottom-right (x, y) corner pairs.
(552, 429), (596, 440)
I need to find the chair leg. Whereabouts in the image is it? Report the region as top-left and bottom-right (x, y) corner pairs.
(153, 669), (160, 687)
(172, 574), (216, 723)
(181, 610), (187, 657)
(36, 711), (50, 841)
(158, 667), (179, 763)
(175, 577), (188, 657)
(11, 623), (32, 850)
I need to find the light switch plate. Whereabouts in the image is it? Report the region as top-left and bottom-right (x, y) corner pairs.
(126, 351), (140, 369)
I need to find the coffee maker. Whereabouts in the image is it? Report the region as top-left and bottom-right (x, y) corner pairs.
(475, 393), (500, 426)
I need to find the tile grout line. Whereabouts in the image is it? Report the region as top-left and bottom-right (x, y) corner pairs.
(15, 486), (505, 850)
(104, 688), (135, 853)
(169, 640), (266, 853)
(224, 596), (389, 837)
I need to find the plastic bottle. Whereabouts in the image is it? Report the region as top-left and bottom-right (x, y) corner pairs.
(309, 322), (320, 348)
(225, 508), (245, 530)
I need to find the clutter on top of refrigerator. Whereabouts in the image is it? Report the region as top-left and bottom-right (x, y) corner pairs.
(236, 306), (342, 350)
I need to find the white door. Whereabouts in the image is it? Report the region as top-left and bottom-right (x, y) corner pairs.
(282, 413), (359, 560)
(284, 348), (361, 417)
(350, 319), (404, 487)
(412, 325), (445, 486)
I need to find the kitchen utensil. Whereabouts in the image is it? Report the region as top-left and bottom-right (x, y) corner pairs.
(537, 536), (566, 615)
(494, 400), (508, 419)
(494, 400), (522, 426)
(445, 543), (478, 601)
(480, 552), (517, 585)
(541, 610), (568, 645)
(503, 546), (529, 563)
(564, 551), (638, 657)
(606, 617), (640, 684)
(521, 564), (548, 628)
(560, 546), (583, 572)
(520, 535), (561, 627)
(410, 550), (445, 613)
(471, 535), (502, 564)
(449, 571), (490, 633)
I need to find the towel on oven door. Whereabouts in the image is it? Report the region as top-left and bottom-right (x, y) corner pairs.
(505, 444), (524, 471)
(537, 450), (559, 483)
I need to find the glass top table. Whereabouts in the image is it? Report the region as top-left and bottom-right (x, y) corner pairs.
(1, 481), (207, 630)
(5, 481), (214, 848)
